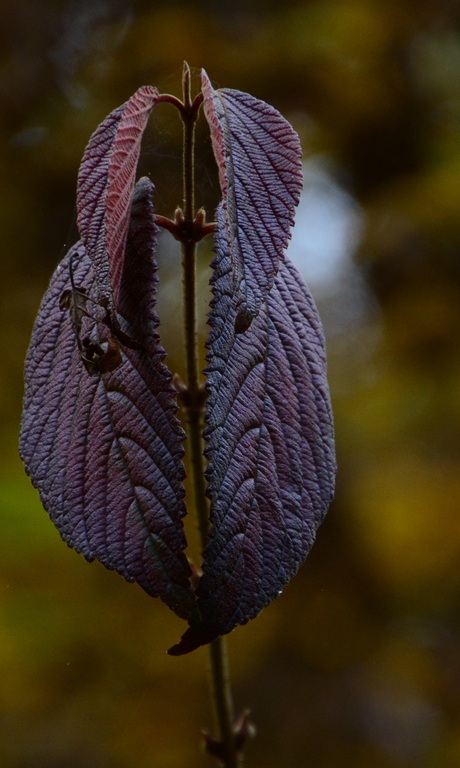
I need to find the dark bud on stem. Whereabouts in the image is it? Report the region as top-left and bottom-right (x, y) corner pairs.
(203, 710), (256, 765)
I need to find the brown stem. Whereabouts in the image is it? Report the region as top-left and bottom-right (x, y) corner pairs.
(207, 638), (242, 768)
(178, 63), (244, 768)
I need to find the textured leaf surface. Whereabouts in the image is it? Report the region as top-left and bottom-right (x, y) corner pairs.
(20, 179), (194, 619)
(77, 86), (158, 309)
(169, 207), (336, 653)
(202, 71), (303, 329)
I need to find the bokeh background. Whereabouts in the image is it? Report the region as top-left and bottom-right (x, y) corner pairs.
(2, 0), (460, 766)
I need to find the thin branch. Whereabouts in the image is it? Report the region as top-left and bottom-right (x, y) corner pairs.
(206, 638), (242, 768)
(178, 64), (244, 768)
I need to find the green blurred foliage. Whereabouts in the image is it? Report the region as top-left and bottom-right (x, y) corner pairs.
(1, 0), (460, 765)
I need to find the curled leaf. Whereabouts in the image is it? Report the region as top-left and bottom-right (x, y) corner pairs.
(77, 85), (159, 310)
(20, 179), (195, 619)
(201, 71), (303, 328)
(169, 206), (336, 654)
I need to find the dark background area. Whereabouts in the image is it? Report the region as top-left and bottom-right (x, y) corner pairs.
(1, 0), (460, 766)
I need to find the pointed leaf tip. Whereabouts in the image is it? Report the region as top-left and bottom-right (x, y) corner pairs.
(167, 623), (218, 656)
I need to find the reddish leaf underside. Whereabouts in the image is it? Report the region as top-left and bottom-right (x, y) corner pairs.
(20, 179), (195, 620)
(201, 71), (303, 331)
(77, 85), (159, 309)
(168, 206), (336, 654)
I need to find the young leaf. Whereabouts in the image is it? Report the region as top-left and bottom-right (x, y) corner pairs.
(169, 206), (336, 654)
(201, 71), (303, 331)
(77, 85), (159, 311)
(19, 178), (195, 619)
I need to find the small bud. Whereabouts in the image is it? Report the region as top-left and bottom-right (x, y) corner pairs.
(174, 206), (185, 226)
(234, 710), (256, 753)
(195, 207), (206, 227)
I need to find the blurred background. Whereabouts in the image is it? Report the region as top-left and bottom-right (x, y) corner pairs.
(1, 0), (460, 765)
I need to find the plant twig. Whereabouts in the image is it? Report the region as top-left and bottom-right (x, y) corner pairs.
(179, 61), (244, 768)
(206, 638), (242, 768)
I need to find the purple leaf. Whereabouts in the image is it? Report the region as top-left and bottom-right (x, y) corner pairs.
(20, 178), (195, 619)
(201, 71), (303, 330)
(169, 206), (336, 654)
(77, 86), (159, 310)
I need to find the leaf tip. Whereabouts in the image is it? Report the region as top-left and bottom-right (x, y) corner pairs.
(200, 68), (210, 85)
(167, 622), (219, 656)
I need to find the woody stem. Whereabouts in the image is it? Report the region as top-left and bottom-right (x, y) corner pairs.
(180, 63), (241, 768)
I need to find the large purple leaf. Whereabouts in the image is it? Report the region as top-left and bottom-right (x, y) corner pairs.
(169, 206), (336, 654)
(77, 86), (159, 309)
(20, 178), (195, 619)
(201, 71), (303, 331)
